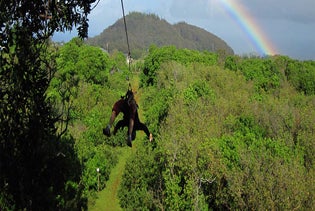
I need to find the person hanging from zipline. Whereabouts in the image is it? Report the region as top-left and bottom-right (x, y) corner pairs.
(103, 89), (153, 147)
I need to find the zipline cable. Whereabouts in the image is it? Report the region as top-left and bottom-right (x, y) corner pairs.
(120, 0), (131, 63)
(120, 0), (132, 88)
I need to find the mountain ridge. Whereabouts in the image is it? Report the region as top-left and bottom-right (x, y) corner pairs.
(86, 12), (234, 58)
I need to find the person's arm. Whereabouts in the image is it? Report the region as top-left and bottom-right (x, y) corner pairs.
(108, 100), (122, 127)
(108, 110), (117, 127)
(104, 101), (120, 137)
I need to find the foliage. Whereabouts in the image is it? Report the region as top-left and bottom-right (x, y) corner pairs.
(224, 55), (315, 96)
(55, 38), (110, 85)
(224, 56), (281, 93)
(118, 141), (165, 210)
(285, 60), (315, 95)
(81, 144), (117, 192)
(141, 86), (174, 135)
(47, 42), (315, 210)
(47, 39), (137, 202)
(183, 80), (216, 105)
(141, 45), (218, 86)
(0, 33), (84, 210)
(0, 0), (94, 44)
(119, 48), (315, 210)
(0, 0), (98, 209)
(2, 4), (315, 208)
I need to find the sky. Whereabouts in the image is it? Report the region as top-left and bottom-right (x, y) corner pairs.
(53, 0), (315, 60)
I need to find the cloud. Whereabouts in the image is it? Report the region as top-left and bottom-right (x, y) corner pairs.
(169, 0), (213, 20)
(242, 0), (315, 23)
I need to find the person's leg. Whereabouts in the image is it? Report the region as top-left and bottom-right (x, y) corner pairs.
(113, 119), (128, 135)
(134, 121), (152, 141)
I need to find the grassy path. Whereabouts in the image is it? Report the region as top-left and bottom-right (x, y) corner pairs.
(89, 147), (132, 211)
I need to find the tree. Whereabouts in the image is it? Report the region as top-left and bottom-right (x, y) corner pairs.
(0, 0), (97, 209)
(141, 45), (217, 87)
(285, 60), (315, 95)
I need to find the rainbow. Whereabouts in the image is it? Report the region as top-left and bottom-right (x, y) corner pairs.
(218, 0), (277, 56)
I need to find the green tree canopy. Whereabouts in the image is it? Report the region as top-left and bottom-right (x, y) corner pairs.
(119, 48), (315, 210)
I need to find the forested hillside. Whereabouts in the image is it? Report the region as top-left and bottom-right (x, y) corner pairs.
(86, 12), (234, 58)
(49, 39), (314, 210)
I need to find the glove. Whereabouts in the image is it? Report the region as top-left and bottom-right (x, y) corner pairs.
(127, 135), (132, 147)
(103, 125), (111, 137)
